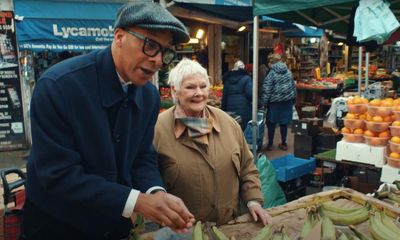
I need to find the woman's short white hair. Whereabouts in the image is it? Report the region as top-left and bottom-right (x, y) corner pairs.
(168, 58), (210, 92)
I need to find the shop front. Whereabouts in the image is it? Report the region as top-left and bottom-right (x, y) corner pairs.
(14, 0), (125, 145)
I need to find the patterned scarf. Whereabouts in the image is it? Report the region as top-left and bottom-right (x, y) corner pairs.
(175, 106), (213, 144)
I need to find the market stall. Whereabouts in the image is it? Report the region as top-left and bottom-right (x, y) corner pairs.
(140, 188), (400, 239)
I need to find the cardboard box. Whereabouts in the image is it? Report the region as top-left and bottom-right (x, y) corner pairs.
(292, 118), (323, 136)
(335, 141), (386, 167)
(381, 164), (400, 183)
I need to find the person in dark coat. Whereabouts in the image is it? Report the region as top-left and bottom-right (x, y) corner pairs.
(21, 3), (194, 240)
(260, 54), (296, 151)
(221, 60), (253, 131)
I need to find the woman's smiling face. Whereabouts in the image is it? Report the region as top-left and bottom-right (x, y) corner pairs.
(176, 74), (209, 117)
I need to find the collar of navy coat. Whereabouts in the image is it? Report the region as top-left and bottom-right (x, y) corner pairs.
(97, 46), (143, 110)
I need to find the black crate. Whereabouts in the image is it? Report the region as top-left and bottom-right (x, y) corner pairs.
(278, 177), (303, 193)
(285, 185), (306, 202)
(292, 118), (323, 136)
(315, 133), (342, 149)
(294, 135), (316, 159)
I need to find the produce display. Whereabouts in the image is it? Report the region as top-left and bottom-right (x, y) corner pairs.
(139, 189), (400, 240)
(296, 78), (343, 90)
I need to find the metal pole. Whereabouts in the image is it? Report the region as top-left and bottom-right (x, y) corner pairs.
(365, 52), (369, 90)
(252, 15), (259, 159)
(358, 46), (363, 96)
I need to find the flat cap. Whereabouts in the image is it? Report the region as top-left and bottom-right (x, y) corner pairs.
(114, 2), (190, 44)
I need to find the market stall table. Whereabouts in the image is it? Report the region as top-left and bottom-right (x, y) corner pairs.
(140, 188), (400, 239)
(314, 149), (382, 193)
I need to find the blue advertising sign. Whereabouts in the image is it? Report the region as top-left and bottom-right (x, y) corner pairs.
(17, 19), (115, 52)
(14, 0), (122, 52)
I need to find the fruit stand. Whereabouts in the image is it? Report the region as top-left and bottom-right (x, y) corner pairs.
(139, 188), (400, 239)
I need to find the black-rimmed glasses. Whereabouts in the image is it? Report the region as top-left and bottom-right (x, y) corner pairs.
(125, 30), (176, 65)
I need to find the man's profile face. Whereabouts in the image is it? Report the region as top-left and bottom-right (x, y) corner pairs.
(113, 27), (173, 86)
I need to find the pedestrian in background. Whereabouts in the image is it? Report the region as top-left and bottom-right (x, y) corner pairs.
(221, 60), (253, 131)
(22, 3), (194, 239)
(260, 54), (296, 151)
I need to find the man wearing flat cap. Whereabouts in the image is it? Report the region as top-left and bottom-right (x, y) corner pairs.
(22, 2), (194, 239)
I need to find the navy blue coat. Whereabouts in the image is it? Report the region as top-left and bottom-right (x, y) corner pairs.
(26, 46), (163, 238)
(221, 69), (252, 130)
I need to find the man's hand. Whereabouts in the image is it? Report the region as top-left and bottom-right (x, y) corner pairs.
(248, 203), (273, 226)
(133, 192), (195, 233)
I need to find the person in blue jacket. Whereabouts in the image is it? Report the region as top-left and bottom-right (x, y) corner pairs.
(21, 3), (194, 240)
(221, 60), (253, 131)
(260, 54), (296, 151)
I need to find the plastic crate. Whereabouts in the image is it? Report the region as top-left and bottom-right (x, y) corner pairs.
(271, 154), (316, 182)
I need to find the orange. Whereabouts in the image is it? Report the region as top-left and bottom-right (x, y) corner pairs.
(358, 114), (367, 120)
(383, 116), (393, 122)
(341, 127), (351, 134)
(372, 116), (383, 122)
(369, 99), (382, 106)
(346, 113), (357, 119)
(384, 98), (394, 102)
(379, 131), (390, 138)
(394, 99), (400, 106)
(364, 130), (376, 137)
(391, 136), (400, 144)
(394, 106), (400, 111)
(382, 101), (394, 107)
(361, 98), (369, 104)
(347, 98), (355, 105)
(354, 98), (363, 105)
(393, 121), (400, 127)
(353, 128), (364, 134)
(390, 152), (400, 159)
(366, 114), (373, 121)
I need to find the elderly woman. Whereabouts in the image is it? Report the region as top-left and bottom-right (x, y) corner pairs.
(154, 59), (272, 226)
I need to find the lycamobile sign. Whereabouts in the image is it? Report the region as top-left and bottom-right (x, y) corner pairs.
(52, 24), (114, 40)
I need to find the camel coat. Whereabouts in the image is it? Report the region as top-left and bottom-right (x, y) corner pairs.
(154, 105), (263, 224)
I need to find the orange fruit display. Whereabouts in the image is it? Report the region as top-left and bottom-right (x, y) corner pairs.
(369, 99), (382, 106)
(372, 116), (383, 122)
(390, 152), (400, 159)
(391, 136), (400, 144)
(341, 127), (351, 134)
(364, 130), (376, 137)
(358, 114), (367, 120)
(378, 131), (390, 138)
(353, 98), (364, 105)
(346, 113), (357, 119)
(383, 116), (393, 122)
(353, 128), (364, 134)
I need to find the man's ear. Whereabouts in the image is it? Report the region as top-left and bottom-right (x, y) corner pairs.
(114, 28), (125, 47)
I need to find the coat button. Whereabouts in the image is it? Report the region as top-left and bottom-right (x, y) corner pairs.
(114, 134), (120, 143)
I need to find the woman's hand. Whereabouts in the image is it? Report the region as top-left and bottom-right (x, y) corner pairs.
(248, 202), (273, 225)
